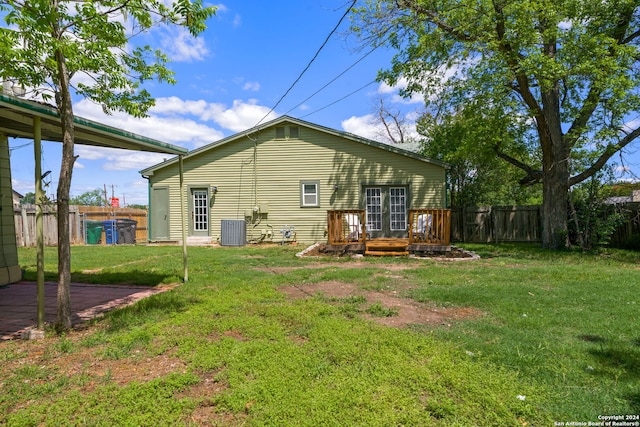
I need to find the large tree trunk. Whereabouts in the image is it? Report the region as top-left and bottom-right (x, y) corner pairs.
(54, 47), (75, 333)
(541, 157), (570, 249)
(539, 88), (570, 249)
(538, 74), (571, 250)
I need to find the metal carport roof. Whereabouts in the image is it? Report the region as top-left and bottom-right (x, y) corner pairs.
(0, 93), (187, 154)
(1, 92), (189, 333)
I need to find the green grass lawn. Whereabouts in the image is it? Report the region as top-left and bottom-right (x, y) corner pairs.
(2, 243), (639, 426)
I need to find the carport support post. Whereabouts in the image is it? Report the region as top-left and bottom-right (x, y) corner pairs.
(179, 155), (188, 282)
(34, 116), (45, 330)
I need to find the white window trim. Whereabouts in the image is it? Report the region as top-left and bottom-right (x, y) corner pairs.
(389, 187), (407, 231)
(300, 180), (320, 207)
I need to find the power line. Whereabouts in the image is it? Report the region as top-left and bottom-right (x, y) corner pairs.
(254, 0), (357, 127)
(300, 80), (377, 119)
(282, 46), (378, 116)
(9, 141), (32, 153)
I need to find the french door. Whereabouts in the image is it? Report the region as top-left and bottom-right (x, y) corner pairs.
(364, 186), (407, 238)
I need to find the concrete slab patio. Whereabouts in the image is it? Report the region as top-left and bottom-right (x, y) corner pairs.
(0, 281), (173, 340)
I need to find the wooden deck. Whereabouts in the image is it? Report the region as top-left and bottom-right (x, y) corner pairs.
(326, 209), (451, 256)
(324, 238), (452, 256)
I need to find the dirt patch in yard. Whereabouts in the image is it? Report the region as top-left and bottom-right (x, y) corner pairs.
(255, 262), (413, 274)
(0, 332), (188, 390)
(279, 281), (483, 328)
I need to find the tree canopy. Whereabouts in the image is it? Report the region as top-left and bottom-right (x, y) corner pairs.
(418, 101), (541, 207)
(0, 0), (215, 331)
(71, 189), (106, 206)
(352, 0), (640, 248)
(0, 0), (213, 113)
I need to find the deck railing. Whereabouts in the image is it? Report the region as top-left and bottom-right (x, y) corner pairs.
(327, 208), (451, 246)
(327, 210), (366, 244)
(408, 209), (451, 245)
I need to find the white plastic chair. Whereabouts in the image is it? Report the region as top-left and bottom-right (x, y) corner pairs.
(345, 213), (361, 241)
(415, 214), (432, 240)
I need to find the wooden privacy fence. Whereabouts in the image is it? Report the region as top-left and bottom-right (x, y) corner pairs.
(450, 206), (542, 243)
(14, 205), (148, 247)
(450, 203), (640, 247)
(609, 202), (640, 247)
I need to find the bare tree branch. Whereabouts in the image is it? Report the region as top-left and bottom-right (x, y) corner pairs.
(395, 0), (476, 42)
(570, 125), (640, 186)
(494, 148), (543, 185)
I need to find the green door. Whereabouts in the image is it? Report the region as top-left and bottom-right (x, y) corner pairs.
(150, 187), (169, 240)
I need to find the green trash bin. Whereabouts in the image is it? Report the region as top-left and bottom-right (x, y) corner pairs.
(85, 220), (103, 245)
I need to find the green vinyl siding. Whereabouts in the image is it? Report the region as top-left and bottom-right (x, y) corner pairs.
(146, 119), (446, 244)
(0, 134), (22, 285)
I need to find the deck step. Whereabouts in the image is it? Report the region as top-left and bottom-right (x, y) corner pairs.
(365, 238), (409, 256)
(365, 250), (409, 256)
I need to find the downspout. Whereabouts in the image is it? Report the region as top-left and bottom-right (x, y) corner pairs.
(179, 155), (188, 282)
(445, 169), (449, 208)
(253, 138), (258, 209)
(143, 175), (151, 241)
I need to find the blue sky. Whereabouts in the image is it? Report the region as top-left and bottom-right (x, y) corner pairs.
(8, 1), (421, 205)
(7, 1), (639, 206)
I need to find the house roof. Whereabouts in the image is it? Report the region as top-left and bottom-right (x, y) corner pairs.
(140, 115), (448, 176)
(0, 94), (187, 155)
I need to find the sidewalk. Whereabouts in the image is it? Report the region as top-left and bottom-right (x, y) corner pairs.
(0, 281), (171, 340)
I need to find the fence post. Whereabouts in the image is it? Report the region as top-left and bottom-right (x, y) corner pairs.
(492, 206), (498, 244)
(20, 205), (30, 247)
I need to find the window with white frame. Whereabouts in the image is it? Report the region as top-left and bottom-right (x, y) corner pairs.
(389, 187), (407, 230)
(300, 181), (320, 207)
(365, 187), (382, 231)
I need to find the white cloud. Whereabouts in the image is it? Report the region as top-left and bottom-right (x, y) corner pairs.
(74, 95), (284, 150)
(74, 145), (169, 171)
(215, 3), (229, 13)
(151, 96), (278, 133)
(377, 78), (425, 105)
(74, 98), (223, 148)
(207, 99), (277, 132)
(615, 165), (632, 174)
(103, 151), (170, 171)
(160, 26), (209, 62)
(149, 96), (209, 116)
(232, 13), (241, 27)
(342, 114), (420, 146)
(11, 178), (34, 195)
(242, 81), (260, 91)
(341, 114), (381, 141)
(558, 20), (572, 30)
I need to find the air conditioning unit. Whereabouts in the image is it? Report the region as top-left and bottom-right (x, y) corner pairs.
(221, 220), (246, 246)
